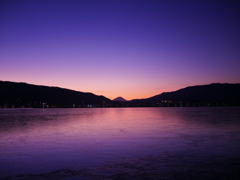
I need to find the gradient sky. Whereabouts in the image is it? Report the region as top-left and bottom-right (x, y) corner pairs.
(1, 0), (240, 100)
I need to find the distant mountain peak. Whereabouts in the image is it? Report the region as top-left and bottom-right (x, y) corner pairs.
(112, 97), (127, 101)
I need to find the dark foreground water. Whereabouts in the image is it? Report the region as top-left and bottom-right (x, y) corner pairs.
(0, 107), (240, 180)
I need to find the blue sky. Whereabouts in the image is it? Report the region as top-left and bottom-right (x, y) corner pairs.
(1, 0), (240, 100)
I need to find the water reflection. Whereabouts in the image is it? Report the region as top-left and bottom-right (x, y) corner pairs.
(0, 107), (240, 179)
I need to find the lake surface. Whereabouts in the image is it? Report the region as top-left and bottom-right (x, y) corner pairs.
(0, 107), (240, 179)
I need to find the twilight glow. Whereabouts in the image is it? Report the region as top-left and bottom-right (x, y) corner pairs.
(1, 0), (239, 100)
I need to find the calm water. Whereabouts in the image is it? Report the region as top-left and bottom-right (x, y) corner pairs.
(0, 107), (240, 179)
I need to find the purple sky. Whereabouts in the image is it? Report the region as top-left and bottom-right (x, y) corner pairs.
(1, 0), (240, 100)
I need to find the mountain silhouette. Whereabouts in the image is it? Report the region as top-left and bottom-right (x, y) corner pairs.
(1, 81), (239, 108)
(129, 83), (240, 106)
(112, 97), (127, 101)
(0, 81), (111, 108)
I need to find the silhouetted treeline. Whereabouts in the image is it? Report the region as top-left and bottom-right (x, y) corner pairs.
(0, 81), (240, 108)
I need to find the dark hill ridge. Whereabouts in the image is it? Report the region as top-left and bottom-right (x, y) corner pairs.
(1, 81), (240, 108)
(113, 97), (127, 101)
(0, 81), (111, 108)
(129, 83), (240, 106)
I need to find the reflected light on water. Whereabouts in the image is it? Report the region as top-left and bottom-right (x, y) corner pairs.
(0, 107), (240, 179)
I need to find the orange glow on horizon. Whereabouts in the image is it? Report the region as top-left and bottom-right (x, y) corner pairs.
(81, 87), (181, 101)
